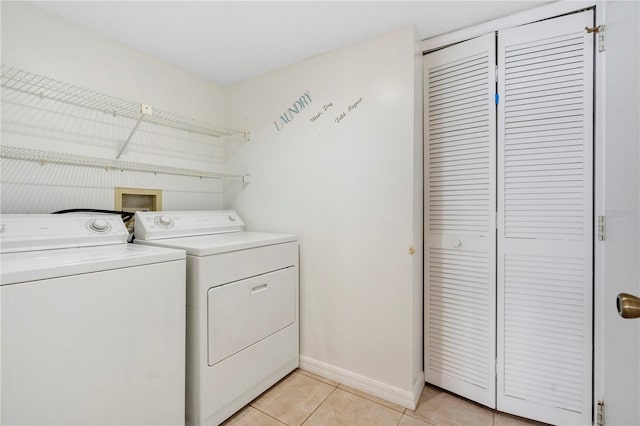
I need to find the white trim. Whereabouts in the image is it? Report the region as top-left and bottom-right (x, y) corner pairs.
(593, 1), (607, 422)
(299, 355), (423, 410)
(412, 373), (426, 409)
(421, 1), (596, 52)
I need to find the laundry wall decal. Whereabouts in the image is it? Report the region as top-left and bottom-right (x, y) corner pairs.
(334, 97), (364, 124)
(309, 102), (333, 123)
(308, 97), (365, 125)
(273, 90), (312, 132)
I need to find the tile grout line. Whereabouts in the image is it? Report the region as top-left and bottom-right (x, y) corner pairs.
(251, 370), (437, 426)
(299, 385), (339, 425)
(300, 369), (407, 415)
(248, 371), (303, 425)
(297, 369), (339, 387)
(249, 372), (523, 426)
(249, 405), (291, 426)
(336, 384), (406, 414)
(402, 410), (438, 426)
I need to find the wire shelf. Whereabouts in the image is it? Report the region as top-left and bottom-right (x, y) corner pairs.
(1, 65), (249, 140)
(0, 145), (244, 181)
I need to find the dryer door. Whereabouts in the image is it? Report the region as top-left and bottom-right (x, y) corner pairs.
(207, 267), (296, 366)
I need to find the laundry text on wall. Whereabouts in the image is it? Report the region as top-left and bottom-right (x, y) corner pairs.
(334, 97), (364, 124)
(309, 103), (334, 123)
(273, 91), (312, 132)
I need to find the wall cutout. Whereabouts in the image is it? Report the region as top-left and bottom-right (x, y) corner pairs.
(114, 187), (163, 213)
(115, 187), (162, 231)
(273, 90), (313, 132)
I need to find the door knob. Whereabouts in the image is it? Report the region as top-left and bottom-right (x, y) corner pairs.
(616, 293), (640, 319)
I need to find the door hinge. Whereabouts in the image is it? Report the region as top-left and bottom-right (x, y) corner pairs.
(598, 215), (606, 241)
(586, 25), (607, 52)
(597, 400), (605, 426)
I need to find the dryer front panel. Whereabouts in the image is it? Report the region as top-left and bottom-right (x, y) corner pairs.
(207, 267), (296, 366)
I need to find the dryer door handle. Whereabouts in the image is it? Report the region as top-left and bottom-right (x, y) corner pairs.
(251, 283), (268, 294)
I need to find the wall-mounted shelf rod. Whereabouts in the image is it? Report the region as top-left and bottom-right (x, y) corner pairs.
(0, 65), (250, 143)
(0, 145), (244, 181)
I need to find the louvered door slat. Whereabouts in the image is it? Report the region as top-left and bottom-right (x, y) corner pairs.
(424, 33), (496, 408)
(506, 102), (583, 116)
(504, 35), (583, 53)
(497, 11), (593, 426)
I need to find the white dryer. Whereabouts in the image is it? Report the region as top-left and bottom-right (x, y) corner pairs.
(134, 210), (299, 426)
(0, 213), (186, 425)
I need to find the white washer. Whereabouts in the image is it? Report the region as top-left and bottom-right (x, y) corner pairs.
(134, 210), (299, 426)
(0, 214), (187, 425)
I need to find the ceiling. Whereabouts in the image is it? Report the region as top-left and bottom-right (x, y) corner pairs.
(32, 1), (550, 86)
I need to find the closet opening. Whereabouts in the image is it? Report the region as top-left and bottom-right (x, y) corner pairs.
(423, 9), (595, 425)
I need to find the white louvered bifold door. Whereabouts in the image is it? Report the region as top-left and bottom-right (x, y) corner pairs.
(497, 11), (594, 425)
(424, 33), (496, 408)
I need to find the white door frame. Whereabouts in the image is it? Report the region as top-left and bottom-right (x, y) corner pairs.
(422, 1), (609, 423)
(592, 4), (607, 426)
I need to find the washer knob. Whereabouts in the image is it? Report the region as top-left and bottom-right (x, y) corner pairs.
(158, 216), (172, 226)
(89, 219), (110, 233)
(228, 215), (236, 222)
(154, 215), (174, 228)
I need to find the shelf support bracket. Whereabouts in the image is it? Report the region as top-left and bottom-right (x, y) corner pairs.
(116, 103), (153, 159)
(116, 116), (143, 159)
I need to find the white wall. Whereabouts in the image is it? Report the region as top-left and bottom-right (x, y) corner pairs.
(1, 1), (233, 213)
(598, 1), (640, 424)
(224, 26), (423, 406)
(2, 3), (425, 406)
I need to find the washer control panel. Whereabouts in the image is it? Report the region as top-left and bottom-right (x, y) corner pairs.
(134, 210), (245, 240)
(154, 215), (175, 229)
(87, 218), (112, 233)
(0, 214), (128, 253)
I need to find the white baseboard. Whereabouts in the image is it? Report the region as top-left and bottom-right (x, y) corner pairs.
(299, 355), (425, 410)
(412, 373), (425, 408)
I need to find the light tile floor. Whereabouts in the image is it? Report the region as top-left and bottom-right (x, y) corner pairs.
(222, 369), (546, 426)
